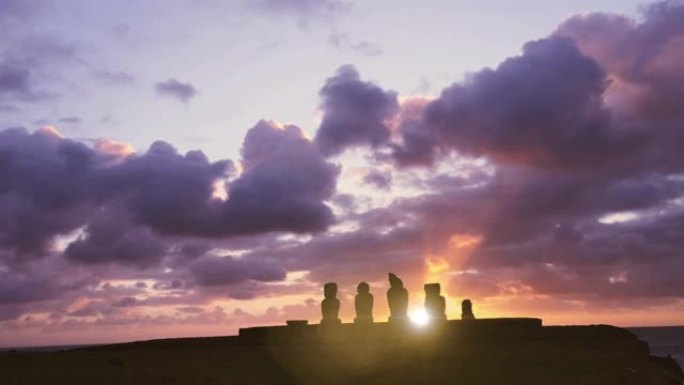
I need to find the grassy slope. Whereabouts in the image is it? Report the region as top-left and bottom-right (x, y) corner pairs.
(1, 325), (682, 385)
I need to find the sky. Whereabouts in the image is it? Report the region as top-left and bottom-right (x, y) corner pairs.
(1, 0), (683, 347)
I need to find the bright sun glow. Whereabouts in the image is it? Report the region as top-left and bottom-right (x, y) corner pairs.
(410, 309), (430, 327)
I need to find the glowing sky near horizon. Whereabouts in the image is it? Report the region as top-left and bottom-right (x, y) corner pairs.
(1, 0), (684, 347)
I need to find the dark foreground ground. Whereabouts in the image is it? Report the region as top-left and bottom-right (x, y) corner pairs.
(1, 322), (682, 385)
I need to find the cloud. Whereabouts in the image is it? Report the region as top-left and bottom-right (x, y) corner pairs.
(248, 0), (350, 26)
(95, 70), (135, 86)
(314, 65), (399, 156)
(224, 120), (340, 234)
(232, 1), (684, 311)
(0, 117), (340, 267)
(58, 116), (81, 124)
(362, 171), (392, 190)
(63, 208), (167, 268)
(3, 1), (684, 336)
(112, 296), (140, 308)
(0, 0), (40, 27)
(92, 120), (338, 238)
(154, 78), (197, 103)
(328, 33), (383, 56)
(0, 2), (82, 106)
(556, 1), (684, 120)
(0, 63), (31, 99)
(190, 255), (286, 287)
(0, 127), (100, 257)
(394, 36), (638, 169)
(93, 140), (232, 236)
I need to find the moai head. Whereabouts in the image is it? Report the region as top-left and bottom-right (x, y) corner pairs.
(324, 282), (338, 299)
(388, 273), (403, 288)
(357, 281), (370, 294)
(424, 283), (441, 297)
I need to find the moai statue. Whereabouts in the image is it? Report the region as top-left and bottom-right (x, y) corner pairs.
(354, 282), (374, 323)
(424, 283), (447, 321)
(321, 282), (341, 324)
(461, 299), (475, 320)
(387, 273), (408, 323)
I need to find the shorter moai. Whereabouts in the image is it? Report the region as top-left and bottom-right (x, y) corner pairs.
(461, 299), (475, 320)
(424, 283), (447, 321)
(387, 273), (409, 323)
(354, 282), (374, 323)
(321, 282), (341, 324)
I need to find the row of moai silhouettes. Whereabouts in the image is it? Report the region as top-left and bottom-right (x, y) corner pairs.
(321, 273), (475, 324)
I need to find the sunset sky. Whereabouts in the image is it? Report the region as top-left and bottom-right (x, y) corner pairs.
(1, 0), (684, 347)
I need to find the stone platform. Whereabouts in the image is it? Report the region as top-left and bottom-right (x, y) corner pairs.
(238, 317), (543, 345)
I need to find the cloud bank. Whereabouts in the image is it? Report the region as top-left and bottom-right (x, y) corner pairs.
(2, 1), (684, 344)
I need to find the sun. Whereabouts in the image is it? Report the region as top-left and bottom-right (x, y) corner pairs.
(410, 309), (430, 327)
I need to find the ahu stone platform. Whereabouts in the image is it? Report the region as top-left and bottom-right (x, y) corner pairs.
(238, 317), (543, 345)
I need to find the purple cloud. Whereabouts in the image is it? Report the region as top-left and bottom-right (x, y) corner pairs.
(190, 255), (286, 287)
(96, 70), (135, 86)
(2, 1), (684, 334)
(64, 209), (167, 268)
(328, 33), (383, 56)
(362, 171), (392, 190)
(248, 0), (349, 26)
(314, 65), (399, 156)
(224, 120), (339, 234)
(154, 78), (197, 103)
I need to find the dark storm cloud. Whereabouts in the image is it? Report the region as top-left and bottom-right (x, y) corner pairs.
(154, 78), (197, 103)
(314, 65), (399, 156)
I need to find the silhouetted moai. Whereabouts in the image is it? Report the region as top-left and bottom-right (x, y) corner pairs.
(461, 299), (475, 320)
(321, 282), (341, 324)
(387, 273), (408, 323)
(424, 283), (446, 321)
(354, 282), (374, 323)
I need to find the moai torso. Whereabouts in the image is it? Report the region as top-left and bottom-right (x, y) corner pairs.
(321, 282), (341, 324)
(462, 299), (475, 320)
(424, 283), (446, 320)
(355, 282), (374, 323)
(387, 273), (409, 321)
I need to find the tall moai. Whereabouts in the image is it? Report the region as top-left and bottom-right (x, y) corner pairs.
(321, 282), (341, 324)
(424, 283), (446, 321)
(354, 281), (374, 323)
(387, 273), (408, 323)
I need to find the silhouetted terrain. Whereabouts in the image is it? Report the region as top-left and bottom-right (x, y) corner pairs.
(1, 323), (682, 385)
